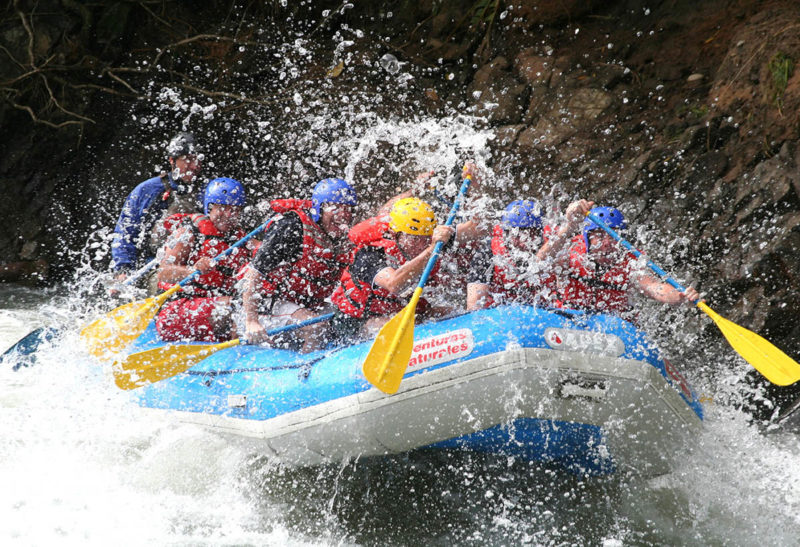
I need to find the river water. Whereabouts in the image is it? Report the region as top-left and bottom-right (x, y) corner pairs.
(3, 283), (800, 546)
(3, 42), (799, 541)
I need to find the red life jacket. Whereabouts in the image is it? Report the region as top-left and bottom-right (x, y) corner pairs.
(560, 235), (633, 314)
(331, 216), (432, 319)
(490, 224), (559, 305)
(256, 199), (352, 310)
(435, 236), (482, 289)
(158, 214), (248, 297)
(159, 212), (192, 238)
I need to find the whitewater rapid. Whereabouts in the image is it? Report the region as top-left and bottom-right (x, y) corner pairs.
(3, 284), (800, 545)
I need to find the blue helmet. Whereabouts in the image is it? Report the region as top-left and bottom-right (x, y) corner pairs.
(583, 206), (626, 250)
(204, 177), (246, 214)
(501, 200), (543, 229)
(310, 178), (358, 222)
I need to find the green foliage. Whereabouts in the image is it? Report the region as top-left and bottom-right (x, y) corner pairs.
(690, 104), (709, 118)
(768, 52), (794, 112)
(469, 0), (499, 30)
(677, 102), (709, 119)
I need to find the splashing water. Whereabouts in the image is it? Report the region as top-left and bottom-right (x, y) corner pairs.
(5, 9), (800, 539)
(4, 280), (800, 545)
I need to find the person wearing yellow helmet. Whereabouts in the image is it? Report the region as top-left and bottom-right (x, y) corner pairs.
(328, 196), (457, 343)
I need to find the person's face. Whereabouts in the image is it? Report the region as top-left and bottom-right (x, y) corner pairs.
(504, 226), (542, 253)
(208, 203), (242, 233)
(588, 231), (618, 263)
(397, 232), (431, 258)
(171, 154), (202, 183)
(319, 203), (354, 239)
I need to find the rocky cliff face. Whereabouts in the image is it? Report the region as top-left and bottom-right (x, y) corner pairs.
(2, 0), (800, 405)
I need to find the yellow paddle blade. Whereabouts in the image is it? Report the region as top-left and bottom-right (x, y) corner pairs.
(81, 287), (179, 358)
(362, 288), (423, 394)
(113, 338), (240, 390)
(698, 302), (800, 386)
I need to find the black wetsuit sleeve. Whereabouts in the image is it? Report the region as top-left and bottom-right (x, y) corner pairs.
(350, 247), (389, 287)
(251, 214), (304, 275)
(467, 239), (494, 285)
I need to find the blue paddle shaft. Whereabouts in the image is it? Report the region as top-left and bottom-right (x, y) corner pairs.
(586, 212), (688, 294)
(176, 220), (270, 287)
(122, 257), (159, 286)
(240, 312), (335, 345)
(266, 312), (334, 336)
(417, 176), (473, 289)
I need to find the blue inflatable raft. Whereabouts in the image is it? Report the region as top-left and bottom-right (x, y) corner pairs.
(128, 305), (703, 476)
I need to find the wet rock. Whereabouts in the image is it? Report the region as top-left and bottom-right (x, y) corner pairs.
(426, 38), (472, 62)
(710, 5), (800, 147)
(591, 64), (631, 90)
(492, 124), (525, 149)
(655, 64), (684, 82)
(510, 0), (605, 26)
(738, 150), (799, 208)
(430, 12), (457, 37)
(517, 86), (614, 151)
(0, 259), (49, 283)
(468, 57), (529, 125)
(513, 49), (553, 87)
(687, 73), (705, 87)
(523, 85), (551, 124)
(566, 88), (614, 126)
(682, 151), (729, 191)
(518, 116), (569, 150)
(19, 218), (43, 241)
(735, 285), (770, 331)
(19, 241), (38, 260)
(472, 56), (511, 84)
(618, 152), (651, 186)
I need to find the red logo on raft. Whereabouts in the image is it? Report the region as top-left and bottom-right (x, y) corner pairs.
(548, 331), (563, 346)
(408, 329), (475, 370)
(543, 327), (625, 357)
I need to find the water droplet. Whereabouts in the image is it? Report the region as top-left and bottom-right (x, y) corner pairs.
(380, 53), (400, 75)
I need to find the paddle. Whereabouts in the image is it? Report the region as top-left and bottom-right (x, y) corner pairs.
(81, 220), (269, 358)
(362, 176), (473, 394)
(1, 256), (160, 367)
(1, 327), (60, 370)
(113, 312), (335, 390)
(111, 255), (160, 288)
(587, 212), (800, 386)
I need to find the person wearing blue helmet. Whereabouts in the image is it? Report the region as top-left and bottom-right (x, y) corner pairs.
(466, 197), (594, 310)
(560, 206), (699, 318)
(110, 132), (204, 284)
(155, 177), (249, 342)
(241, 178), (358, 352)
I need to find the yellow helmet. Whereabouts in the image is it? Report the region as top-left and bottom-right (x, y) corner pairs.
(389, 197), (437, 236)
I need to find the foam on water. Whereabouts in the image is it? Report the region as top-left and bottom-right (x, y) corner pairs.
(4, 287), (800, 545)
(0, 301), (332, 546)
(3, 95), (800, 543)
